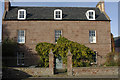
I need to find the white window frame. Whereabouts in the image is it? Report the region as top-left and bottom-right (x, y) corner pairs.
(86, 10), (95, 20)
(17, 52), (25, 66)
(55, 30), (62, 43)
(18, 9), (26, 20)
(54, 9), (62, 20)
(89, 30), (96, 43)
(17, 30), (25, 44)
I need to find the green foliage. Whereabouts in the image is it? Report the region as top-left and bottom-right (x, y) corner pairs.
(36, 37), (95, 67)
(36, 42), (55, 67)
(2, 38), (18, 57)
(105, 52), (119, 66)
(2, 38), (18, 67)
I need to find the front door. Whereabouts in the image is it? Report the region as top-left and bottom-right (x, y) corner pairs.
(55, 57), (63, 69)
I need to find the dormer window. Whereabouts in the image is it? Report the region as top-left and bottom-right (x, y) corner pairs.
(18, 9), (26, 20)
(54, 9), (62, 20)
(86, 10), (95, 20)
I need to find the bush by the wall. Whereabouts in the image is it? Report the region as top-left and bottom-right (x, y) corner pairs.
(105, 52), (119, 66)
(2, 38), (18, 66)
(36, 37), (95, 67)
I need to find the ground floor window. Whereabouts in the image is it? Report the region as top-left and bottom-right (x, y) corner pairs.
(92, 51), (97, 64)
(17, 52), (24, 66)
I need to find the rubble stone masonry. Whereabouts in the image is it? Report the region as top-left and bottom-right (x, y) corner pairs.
(2, 20), (111, 66)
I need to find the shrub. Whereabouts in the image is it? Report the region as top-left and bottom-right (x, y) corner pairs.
(36, 37), (95, 67)
(2, 38), (18, 57)
(105, 52), (119, 66)
(2, 38), (18, 66)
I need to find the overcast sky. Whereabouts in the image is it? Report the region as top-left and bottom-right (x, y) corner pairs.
(0, 1), (119, 42)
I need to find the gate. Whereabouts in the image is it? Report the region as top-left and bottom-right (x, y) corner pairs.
(55, 57), (63, 69)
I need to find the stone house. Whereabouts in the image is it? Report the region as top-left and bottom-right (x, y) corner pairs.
(2, 0), (111, 68)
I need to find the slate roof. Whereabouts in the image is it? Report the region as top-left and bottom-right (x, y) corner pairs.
(4, 7), (109, 21)
(114, 36), (120, 47)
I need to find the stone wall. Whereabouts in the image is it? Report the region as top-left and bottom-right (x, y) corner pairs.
(3, 67), (118, 77)
(73, 67), (118, 76)
(2, 20), (111, 66)
(11, 67), (51, 76)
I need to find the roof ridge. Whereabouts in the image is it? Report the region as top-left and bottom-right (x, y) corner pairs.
(11, 6), (97, 8)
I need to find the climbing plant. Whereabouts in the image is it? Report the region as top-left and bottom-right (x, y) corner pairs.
(36, 42), (55, 67)
(36, 37), (95, 67)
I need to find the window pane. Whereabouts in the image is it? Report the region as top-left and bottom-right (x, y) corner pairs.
(89, 12), (93, 15)
(55, 30), (62, 42)
(56, 11), (60, 14)
(89, 37), (93, 42)
(20, 15), (24, 18)
(89, 12), (94, 19)
(93, 36), (96, 43)
(20, 11), (24, 15)
(89, 30), (96, 43)
(92, 30), (95, 33)
(89, 15), (93, 19)
(21, 31), (24, 36)
(21, 30), (24, 34)
(21, 37), (25, 43)
(56, 15), (60, 18)
(18, 30), (25, 43)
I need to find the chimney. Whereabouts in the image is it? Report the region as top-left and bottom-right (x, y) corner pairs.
(96, 0), (105, 12)
(4, 0), (11, 11)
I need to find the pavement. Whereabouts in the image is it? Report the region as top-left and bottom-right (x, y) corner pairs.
(24, 74), (119, 80)
(24, 77), (119, 80)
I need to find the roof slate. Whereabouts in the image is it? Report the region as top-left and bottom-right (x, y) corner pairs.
(4, 7), (109, 21)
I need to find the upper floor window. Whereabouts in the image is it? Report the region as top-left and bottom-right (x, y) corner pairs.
(18, 30), (25, 43)
(55, 30), (62, 43)
(18, 9), (26, 20)
(54, 9), (62, 20)
(86, 10), (95, 20)
(89, 30), (96, 43)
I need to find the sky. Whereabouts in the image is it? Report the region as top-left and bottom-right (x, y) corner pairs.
(0, 1), (119, 42)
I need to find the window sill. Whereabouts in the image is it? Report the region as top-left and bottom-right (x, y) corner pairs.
(18, 18), (26, 20)
(18, 42), (25, 44)
(88, 19), (95, 20)
(54, 18), (62, 20)
(91, 62), (97, 65)
(89, 42), (96, 44)
(17, 64), (25, 66)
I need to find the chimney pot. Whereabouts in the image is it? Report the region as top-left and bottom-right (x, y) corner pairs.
(96, 0), (105, 12)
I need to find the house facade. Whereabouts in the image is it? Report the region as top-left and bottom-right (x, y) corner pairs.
(2, 1), (111, 67)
